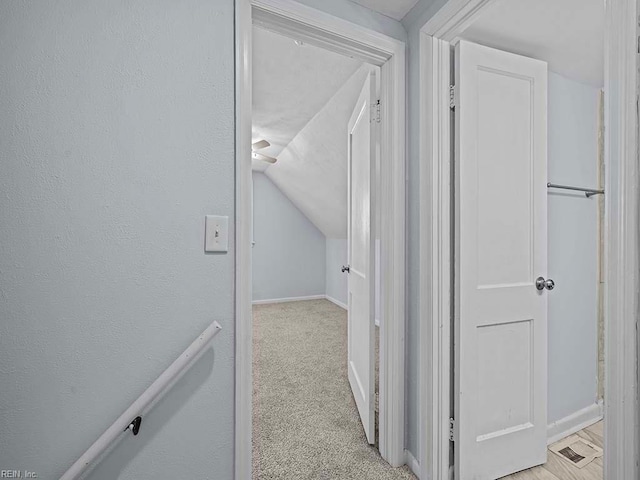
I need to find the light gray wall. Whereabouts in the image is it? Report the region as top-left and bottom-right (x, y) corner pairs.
(0, 1), (235, 479)
(0, 0), (418, 476)
(326, 239), (348, 306)
(297, 0), (407, 42)
(252, 173), (326, 301)
(547, 72), (600, 423)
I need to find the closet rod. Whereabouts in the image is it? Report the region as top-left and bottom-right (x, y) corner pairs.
(547, 182), (604, 198)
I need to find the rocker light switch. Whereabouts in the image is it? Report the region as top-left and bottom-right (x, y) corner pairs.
(205, 215), (229, 253)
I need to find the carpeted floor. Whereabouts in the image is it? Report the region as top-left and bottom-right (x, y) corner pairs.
(252, 299), (416, 480)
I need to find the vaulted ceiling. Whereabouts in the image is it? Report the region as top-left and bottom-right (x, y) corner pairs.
(252, 27), (362, 171)
(265, 65), (372, 238)
(252, 26), (369, 238)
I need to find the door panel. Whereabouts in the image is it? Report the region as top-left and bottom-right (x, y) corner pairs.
(455, 40), (548, 480)
(347, 70), (376, 445)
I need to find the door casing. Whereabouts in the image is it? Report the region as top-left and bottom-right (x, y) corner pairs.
(234, 0), (407, 478)
(418, 1), (640, 480)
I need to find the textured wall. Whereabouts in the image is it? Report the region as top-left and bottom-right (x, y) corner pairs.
(252, 173), (326, 301)
(547, 72), (600, 422)
(296, 0), (407, 42)
(0, 1), (235, 478)
(0, 0), (417, 477)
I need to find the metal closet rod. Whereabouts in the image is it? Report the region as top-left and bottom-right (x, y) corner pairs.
(547, 182), (605, 198)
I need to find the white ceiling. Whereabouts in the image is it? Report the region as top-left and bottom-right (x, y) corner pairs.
(348, 0), (420, 20)
(461, 0), (604, 87)
(252, 27), (362, 167)
(265, 66), (372, 238)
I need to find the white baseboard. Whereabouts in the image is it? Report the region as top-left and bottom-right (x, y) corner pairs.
(254, 294), (350, 310)
(325, 295), (347, 310)
(404, 450), (420, 479)
(547, 401), (604, 445)
(252, 295), (325, 305)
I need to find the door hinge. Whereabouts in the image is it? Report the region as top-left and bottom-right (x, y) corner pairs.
(449, 85), (456, 110)
(449, 417), (455, 442)
(371, 99), (381, 123)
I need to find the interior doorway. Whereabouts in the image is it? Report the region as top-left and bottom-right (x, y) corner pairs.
(419, 0), (638, 479)
(453, 33), (604, 480)
(452, 2), (605, 477)
(249, 24), (399, 476)
(235, 1), (408, 478)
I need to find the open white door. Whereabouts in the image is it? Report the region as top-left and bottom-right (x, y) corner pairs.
(455, 40), (548, 479)
(347, 70), (377, 445)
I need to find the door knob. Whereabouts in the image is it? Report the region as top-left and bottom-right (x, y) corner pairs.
(341, 265), (350, 273)
(535, 276), (555, 291)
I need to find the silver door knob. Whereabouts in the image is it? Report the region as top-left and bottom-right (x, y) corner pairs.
(341, 265), (350, 273)
(536, 276), (555, 291)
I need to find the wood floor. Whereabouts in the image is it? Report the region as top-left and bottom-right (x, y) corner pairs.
(501, 421), (603, 480)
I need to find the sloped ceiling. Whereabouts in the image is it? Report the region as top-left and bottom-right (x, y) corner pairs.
(252, 27), (362, 170)
(461, 0), (604, 87)
(349, 0), (420, 20)
(265, 66), (372, 239)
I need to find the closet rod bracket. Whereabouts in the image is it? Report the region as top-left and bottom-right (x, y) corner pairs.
(547, 182), (604, 197)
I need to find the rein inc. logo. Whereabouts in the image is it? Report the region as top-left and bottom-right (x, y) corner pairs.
(0, 472), (38, 478)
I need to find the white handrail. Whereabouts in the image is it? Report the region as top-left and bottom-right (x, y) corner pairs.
(60, 321), (223, 480)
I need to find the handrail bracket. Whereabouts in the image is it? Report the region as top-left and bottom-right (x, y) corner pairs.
(126, 416), (142, 436)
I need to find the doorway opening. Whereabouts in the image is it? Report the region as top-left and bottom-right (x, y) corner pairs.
(420, 0), (638, 479)
(235, 2), (407, 478)
(452, 1), (605, 477)
(250, 25), (402, 477)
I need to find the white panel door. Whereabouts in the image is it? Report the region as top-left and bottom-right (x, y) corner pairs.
(455, 40), (548, 480)
(347, 71), (376, 445)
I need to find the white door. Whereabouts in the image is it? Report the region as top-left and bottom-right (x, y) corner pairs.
(347, 71), (377, 444)
(455, 40), (548, 480)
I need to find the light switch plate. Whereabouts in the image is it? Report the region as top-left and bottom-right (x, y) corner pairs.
(205, 215), (229, 253)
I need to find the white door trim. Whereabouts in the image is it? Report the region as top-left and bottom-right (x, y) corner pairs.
(234, 1), (253, 478)
(234, 0), (407, 476)
(418, 31), (452, 480)
(418, 1), (639, 479)
(603, 1), (640, 478)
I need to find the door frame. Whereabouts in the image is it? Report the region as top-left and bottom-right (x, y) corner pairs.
(234, 1), (407, 478)
(418, 1), (639, 479)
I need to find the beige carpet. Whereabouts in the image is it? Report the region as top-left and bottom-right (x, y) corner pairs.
(252, 299), (416, 480)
